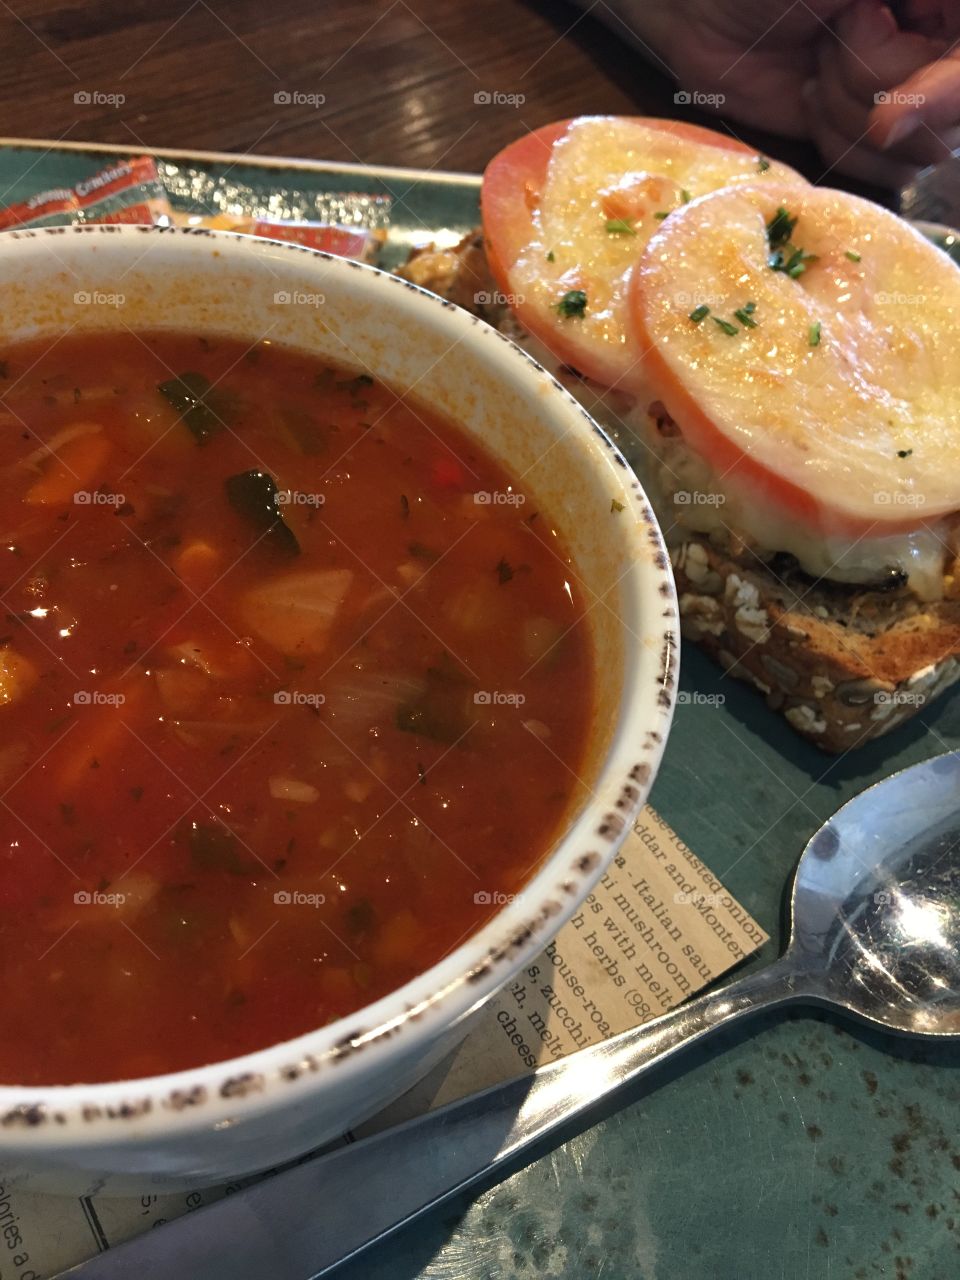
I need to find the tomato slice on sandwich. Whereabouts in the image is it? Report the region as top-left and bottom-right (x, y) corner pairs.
(630, 180), (960, 537)
(481, 115), (804, 392)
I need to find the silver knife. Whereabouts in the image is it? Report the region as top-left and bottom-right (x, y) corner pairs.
(56, 971), (774, 1280)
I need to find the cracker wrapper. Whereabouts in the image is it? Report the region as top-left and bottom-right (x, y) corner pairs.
(0, 154), (389, 264)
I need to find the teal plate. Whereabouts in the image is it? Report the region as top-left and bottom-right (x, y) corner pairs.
(2, 140), (959, 1279)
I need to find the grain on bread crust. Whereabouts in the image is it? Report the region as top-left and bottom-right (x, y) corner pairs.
(399, 231), (503, 320)
(673, 538), (960, 751)
(398, 230), (960, 752)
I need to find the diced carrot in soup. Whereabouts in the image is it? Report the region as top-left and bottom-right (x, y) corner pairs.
(0, 331), (594, 1085)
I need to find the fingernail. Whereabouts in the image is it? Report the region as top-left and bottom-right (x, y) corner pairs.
(875, 3), (897, 38)
(853, 0), (897, 45)
(882, 112), (921, 149)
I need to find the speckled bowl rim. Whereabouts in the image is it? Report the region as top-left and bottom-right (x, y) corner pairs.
(0, 225), (678, 1143)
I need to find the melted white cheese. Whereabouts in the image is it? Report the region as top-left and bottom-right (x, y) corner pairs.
(502, 316), (950, 600)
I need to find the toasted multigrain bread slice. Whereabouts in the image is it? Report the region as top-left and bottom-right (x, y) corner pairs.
(397, 232), (960, 752)
(670, 538), (960, 751)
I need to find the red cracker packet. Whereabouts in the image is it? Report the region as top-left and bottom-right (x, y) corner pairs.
(249, 218), (381, 258)
(75, 155), (172, 225)
(0, 153), (387, 266)
(0, 156), (172, 230)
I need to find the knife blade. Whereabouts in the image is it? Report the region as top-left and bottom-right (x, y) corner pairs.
(56, 1064), (580, 1280)
(53, 995), (680, 1280)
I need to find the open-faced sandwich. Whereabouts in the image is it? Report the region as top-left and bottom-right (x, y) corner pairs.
(400, 116), (960, 752)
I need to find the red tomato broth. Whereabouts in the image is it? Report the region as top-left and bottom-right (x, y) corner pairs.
(0, 331), (595, 1085)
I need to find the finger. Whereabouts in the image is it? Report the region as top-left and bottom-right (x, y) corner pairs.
(824, 2), (944, 98)
(807, 65), (955, 170)
(806, 34), (955, 172)
(898, 1), (960, 40)
(817, 1), (952, 158)
(803, 78), (921, 186)
(811, 39), (879, 145)
(868, 55), (960, 144)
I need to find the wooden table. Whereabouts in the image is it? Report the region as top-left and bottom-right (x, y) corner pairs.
(0, 0), (852, 186)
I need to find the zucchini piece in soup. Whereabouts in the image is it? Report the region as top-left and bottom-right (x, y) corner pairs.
(225, 469), (301, 557)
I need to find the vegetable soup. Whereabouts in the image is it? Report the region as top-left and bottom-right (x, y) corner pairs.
(0, 332), (594, 1084)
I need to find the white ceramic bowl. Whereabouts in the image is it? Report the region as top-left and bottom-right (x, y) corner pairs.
(0, 225), (678, 1192)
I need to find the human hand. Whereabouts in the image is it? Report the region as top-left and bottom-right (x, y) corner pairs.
(596, 0), (959, 185)
(804, 0), (957, 185)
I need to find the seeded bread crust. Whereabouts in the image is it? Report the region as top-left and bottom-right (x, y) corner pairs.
(397, 232), (960, 752)
(672, 537), (960, 751)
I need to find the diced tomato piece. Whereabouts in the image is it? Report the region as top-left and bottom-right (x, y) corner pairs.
(430, 455), (466, 488)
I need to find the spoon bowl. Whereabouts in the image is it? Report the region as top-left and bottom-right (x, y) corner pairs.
(790, 751), (960, 1036)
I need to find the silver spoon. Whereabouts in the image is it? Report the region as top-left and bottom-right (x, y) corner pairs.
(61, 752), (960, 1280)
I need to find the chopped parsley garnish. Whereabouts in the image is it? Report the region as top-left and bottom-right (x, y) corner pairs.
(845, 250), (862, 263)
(610, 498), (624, 514)
(689, 304), (710, 324)
(757, 156), (771, 173)
(546, 250), (555, 263)
(766, 207), (817, 278)
(808, 321), (822, 347)
(605, 218), (636, 236)
(555, 289), (587, 318)
(778, 246), (818, 278)
(766, 207), (797, 249)
(654, 211), (670, 220)
(897, 448), (913, 458)
(713, 317), (739, 337)
(734, 301), (758, 329)
(681, 189), (691, 204)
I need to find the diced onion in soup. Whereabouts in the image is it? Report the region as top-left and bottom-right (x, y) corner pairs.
(522, 616), (564, 664)
(167, 640), (220, 676)
(240, 569), (354, 656)
(269, 776), (320, 803)
(19, 421), (103, 471)
(522, 718), (551, 740)
(343, 776), (374, 804)
(154, 665), (211, 715)
(322, 668), (426, 732)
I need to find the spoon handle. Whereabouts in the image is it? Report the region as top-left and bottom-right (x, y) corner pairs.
(59, 958), (807, 1280)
